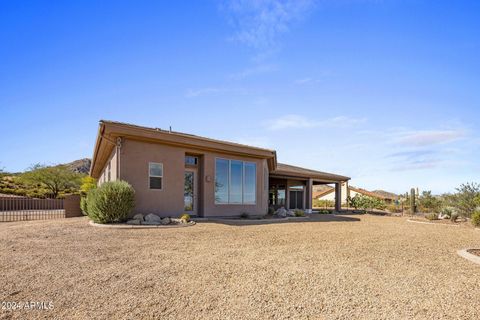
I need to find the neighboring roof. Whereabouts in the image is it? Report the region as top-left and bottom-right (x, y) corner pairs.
(312, 186), (334, 199)
(312, 185), (398, 201)
(271, 163), (350, 182)
(91, 120), (277, 178)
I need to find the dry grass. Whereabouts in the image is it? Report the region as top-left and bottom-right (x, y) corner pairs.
(1, 214), (480, 320)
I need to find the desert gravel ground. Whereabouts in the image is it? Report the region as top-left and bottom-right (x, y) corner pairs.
(1, 214), (479, 320)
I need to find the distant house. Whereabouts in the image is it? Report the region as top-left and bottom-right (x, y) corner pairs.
(90, 121), (350, 218)
(313, 182), (398, 205)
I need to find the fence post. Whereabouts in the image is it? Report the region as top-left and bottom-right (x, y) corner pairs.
(64, 195), (83, 218)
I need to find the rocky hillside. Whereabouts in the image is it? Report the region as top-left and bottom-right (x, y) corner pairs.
(65, 158), (91, 174)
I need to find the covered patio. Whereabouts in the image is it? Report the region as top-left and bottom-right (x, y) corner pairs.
(269, 163), (350, 212)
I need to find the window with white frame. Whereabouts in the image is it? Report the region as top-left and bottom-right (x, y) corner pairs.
(215, 158), (256, 204)
(149, 162), (163, 189)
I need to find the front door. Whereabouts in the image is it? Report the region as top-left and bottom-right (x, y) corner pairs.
(289, 186), (304, 209)
(184, 169), (198, 216)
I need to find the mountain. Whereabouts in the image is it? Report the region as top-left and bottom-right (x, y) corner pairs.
(65, 158), (91, 174)
(371, 190), (399, 199)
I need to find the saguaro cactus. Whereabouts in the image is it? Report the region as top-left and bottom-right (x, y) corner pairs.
(410, 188), (416, 214)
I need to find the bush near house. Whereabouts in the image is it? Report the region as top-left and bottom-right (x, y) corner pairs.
(180, 213), (191, 222)
(80, 176), (97, 215)
(87, 181), (135, 224)
(294, 209), (305, 217)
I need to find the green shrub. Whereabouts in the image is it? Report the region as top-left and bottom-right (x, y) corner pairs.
(425, 212), (438, 221)
(318, 209), (330, 214)
(267, 207), (275, 215)
(87, 181), (135, 224)
(472, 210), (480, 227)
(294, 209), (305, 217)
(450, 212), (459, 222)
(80, 196), (88, 216)
(180, 213), (191, 222)
(441, 207), (452, 218)
(313, 199), (335, 208)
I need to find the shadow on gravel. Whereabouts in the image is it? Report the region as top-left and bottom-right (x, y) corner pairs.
(197, 214), (361, 227)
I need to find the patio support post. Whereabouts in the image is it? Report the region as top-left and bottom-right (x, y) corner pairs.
(306, 178), (313, 213)
(335, 182), (342, 212)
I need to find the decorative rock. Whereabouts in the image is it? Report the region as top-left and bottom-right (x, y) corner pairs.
(161, 217), (171, 225)
(275, 207), (287, 218)
(287, 210), (296, 217)
(145, 213), (161, 223)
(126, 219), (141, 225)
(133, 214), (144, 221)
(438, 213), (449, 220)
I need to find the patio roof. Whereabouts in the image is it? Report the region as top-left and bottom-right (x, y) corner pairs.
(271, 163), (350, 183)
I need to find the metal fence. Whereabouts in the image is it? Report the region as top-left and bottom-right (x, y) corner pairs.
(0, 196), (65, 222)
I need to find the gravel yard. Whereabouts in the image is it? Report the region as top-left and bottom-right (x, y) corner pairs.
(1, 214), (479, 320)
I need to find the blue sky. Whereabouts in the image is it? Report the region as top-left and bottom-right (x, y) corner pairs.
(1, 0), (479, 194)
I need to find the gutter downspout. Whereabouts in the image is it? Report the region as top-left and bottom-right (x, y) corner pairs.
(116, 137), (122, 180)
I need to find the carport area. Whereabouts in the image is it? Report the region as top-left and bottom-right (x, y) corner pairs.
(269, 163), (350, 212)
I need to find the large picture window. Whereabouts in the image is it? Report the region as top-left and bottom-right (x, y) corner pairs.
(215, 158), (256, 204)
(149, 162), (163, 190)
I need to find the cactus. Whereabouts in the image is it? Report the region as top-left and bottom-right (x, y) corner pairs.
(410, 188), (416, 214)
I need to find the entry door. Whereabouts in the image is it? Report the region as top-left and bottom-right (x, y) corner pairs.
(289, 190), (304, 209)
(184, 169), (198, 215)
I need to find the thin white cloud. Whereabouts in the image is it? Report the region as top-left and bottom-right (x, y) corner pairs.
(228, 64), (277, 80)
(395, 129), (466, 147)
(185, 87), (246, 98)
(221, 0), (315, 52)
(294, 77), (317, 85)
(266, 114), (367, 130)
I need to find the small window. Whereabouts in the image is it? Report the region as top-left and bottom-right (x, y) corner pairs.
(149, 163), (163, 189)
(185, 156), (198, 166)
(107, 162), (111, 182)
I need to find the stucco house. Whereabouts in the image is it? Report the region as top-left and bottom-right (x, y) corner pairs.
(90, 120), (350, 218)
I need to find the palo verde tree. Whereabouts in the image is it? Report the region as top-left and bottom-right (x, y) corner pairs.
(418, 191), (442, 213)
(20, 164), (83, 198)
(451, 182), (480, 217)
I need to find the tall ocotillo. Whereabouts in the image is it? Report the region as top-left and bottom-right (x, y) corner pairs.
(410, 188), (416, 214)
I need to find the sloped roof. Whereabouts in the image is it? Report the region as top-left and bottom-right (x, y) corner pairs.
(271, 163), (350, 182)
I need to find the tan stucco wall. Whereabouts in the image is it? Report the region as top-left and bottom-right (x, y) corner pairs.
(118, 139), (269, 218)
(98, 147), (118, 185)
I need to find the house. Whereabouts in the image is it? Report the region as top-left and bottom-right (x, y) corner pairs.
(313, 182), (398, 206)
(90, 120), (350, 218)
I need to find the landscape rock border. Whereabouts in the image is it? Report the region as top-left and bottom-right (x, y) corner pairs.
(89, 220), (195, 229)
(193, 216), (310, 224)
(457, 249), (480, 265)
(406, 219), (460, 227)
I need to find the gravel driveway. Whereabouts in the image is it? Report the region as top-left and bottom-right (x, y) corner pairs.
(1, 214), (479, 319)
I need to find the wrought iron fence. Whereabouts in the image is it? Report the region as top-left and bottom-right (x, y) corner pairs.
(0, 196), (65, 222)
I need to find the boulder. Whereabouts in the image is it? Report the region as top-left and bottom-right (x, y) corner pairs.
(145, 213), (161, 223)
(126, 219), (141, 225)
(275, 207), (287, 218)
(160, 217), (171, 225)
(133, 214), (144, 221)
(287, 210), (296, 217)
